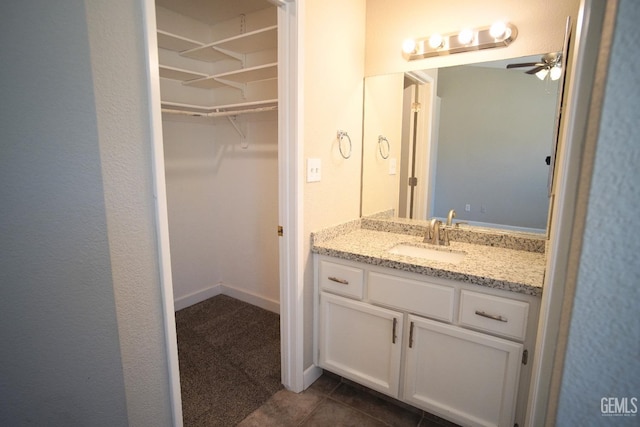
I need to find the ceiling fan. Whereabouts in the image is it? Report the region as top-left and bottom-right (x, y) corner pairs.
(506, 52), (563, 80)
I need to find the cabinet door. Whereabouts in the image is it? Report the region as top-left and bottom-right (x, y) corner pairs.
(319, 292), (403, 398)
(404, 315), (523, 427)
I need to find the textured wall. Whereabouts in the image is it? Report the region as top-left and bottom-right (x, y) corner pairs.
(85, 0), (174, 424)
(163, 114), (280, 307)
(0, 1), (174, 425)
(0, 1), (129, 425)
(556, 0), (640, 424)
(303, 0), (367, 368)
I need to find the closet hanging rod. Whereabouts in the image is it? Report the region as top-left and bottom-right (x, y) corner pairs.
(161, 105), (277, 118)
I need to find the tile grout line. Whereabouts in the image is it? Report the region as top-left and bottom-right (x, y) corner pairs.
(296, 377), (343, 426)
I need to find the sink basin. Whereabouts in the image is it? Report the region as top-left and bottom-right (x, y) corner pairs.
(388, 244), (466, 264)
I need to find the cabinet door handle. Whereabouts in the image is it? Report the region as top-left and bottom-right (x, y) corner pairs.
(409, 321), (414, 348)
(328, 276), (349, 285)
(475, 310), (508, 322)
(392, 318), (397, 344)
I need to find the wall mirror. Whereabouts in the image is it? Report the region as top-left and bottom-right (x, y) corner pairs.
(360, 53), (563, 233)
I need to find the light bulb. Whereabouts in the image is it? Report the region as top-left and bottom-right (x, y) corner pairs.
(489, 21), (507, 38)
(458, 29), (473, 45)
(536, 68), (549, 81)
(550, 65), (562, 81)
(428, 33), (443, 49)
(402, 38), (417, 54)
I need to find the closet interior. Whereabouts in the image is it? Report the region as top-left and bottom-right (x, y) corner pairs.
(155, 0), (280, 313)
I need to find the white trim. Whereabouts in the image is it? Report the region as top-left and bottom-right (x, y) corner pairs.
(140, 0), (183, 425)
(525, 1), (608, 425)
(221, 284), (280, 314)
(415, 74), (434, 221)
(278, 0), (305, 393)
(173, 282), (280, 314)
(173, 284), (222, 311)
(304, 365), (324, 389)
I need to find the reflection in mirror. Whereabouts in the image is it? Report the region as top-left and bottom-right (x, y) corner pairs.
(361, 54), (562, 233)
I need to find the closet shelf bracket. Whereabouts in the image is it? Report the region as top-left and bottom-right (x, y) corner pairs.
(211, 46), (244, 63)
(216, 78), (246, 92)
(227, 115), (249, 149)
(265, 0), (289, 7)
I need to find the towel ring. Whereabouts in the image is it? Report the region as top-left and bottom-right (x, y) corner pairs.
(378, 135), (390, 159)
(337, 130), (352, 159)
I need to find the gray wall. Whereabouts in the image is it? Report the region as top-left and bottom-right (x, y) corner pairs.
(556, 0), (640, 424)
(434, 65), (557, 229)
(0, 1), (173, 425)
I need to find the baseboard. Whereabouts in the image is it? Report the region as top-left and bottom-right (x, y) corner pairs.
(174, 282), (279, 314)
(303, 365), (323, 390)
(221, 283), (280, 314)
(173, 284), (222, 311)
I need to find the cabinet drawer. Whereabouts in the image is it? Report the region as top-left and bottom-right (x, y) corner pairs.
(319, 259), (364, 299)
(459, 290), (529, 340)
(368, 272), (455, 322)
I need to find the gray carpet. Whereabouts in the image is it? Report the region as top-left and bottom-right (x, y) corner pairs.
(175, 295), (282, 426)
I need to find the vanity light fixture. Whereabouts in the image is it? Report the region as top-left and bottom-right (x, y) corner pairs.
(457, 28), (474, 45)
(428, 33), (444, 49)
(402, 21), (518, 61)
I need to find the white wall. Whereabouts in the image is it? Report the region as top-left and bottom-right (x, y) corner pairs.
(556, 0), (640, 423)
(433, 65), (556, 229)
(365, 0), (580, 76)
(303, 0), (367, 368)
(0, 0), (173, 425)
(158, 5), (280, 312)
(163, 114), (280, 310)
(361, 73), (404, 216)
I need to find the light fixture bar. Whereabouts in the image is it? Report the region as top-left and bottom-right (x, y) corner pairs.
(403, 22), (518, 61)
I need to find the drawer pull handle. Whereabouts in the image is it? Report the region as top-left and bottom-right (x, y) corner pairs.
(409, 321), (415, 348)
(392, 318), (398, 344)
(328, 276), (349, 285)
(475, 310), (508, 322)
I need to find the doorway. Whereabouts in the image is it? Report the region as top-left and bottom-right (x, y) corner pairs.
(143, 0), (302, 424)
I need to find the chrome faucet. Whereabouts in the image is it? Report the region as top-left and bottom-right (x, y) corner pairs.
(424, 217), (452, 246)
(446, 209), (456, 227)
(424, 218), (444, 245)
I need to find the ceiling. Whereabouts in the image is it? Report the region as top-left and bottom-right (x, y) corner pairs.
(155, 0), (273, 26)
(470, 55), (544, 70)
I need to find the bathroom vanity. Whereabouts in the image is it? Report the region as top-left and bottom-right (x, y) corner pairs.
(312, 218), (544, 427)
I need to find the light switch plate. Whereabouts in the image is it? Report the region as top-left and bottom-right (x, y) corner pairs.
(389, 158), (397, 175)
(307, 158), (321, 182)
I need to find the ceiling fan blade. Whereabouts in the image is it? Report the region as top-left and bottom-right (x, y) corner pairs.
(526, 66), (546, 75)
(506, 62), (543, 69)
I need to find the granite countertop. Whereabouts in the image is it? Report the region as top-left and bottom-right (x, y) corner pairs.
(311, 219), (546, 297)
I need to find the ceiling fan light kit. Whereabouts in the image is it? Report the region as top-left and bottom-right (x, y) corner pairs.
(507, 52), (563, 81)
(402, 21), (517, 61)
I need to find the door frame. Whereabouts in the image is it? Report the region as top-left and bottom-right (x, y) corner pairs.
(525, 0), (613, 424)
(141, 0), (183, 425)
(141, 0), (304, 424)
(277, 0), (305, 393)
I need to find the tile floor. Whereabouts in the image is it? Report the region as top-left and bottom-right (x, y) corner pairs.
(238, 372), (460, 427)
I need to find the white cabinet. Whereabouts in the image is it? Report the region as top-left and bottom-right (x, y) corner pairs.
(314, 255), (540, 427)
(368, 271), (455, 322)
(319, 292), (403, 397)
(404, 315), (522, 427)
